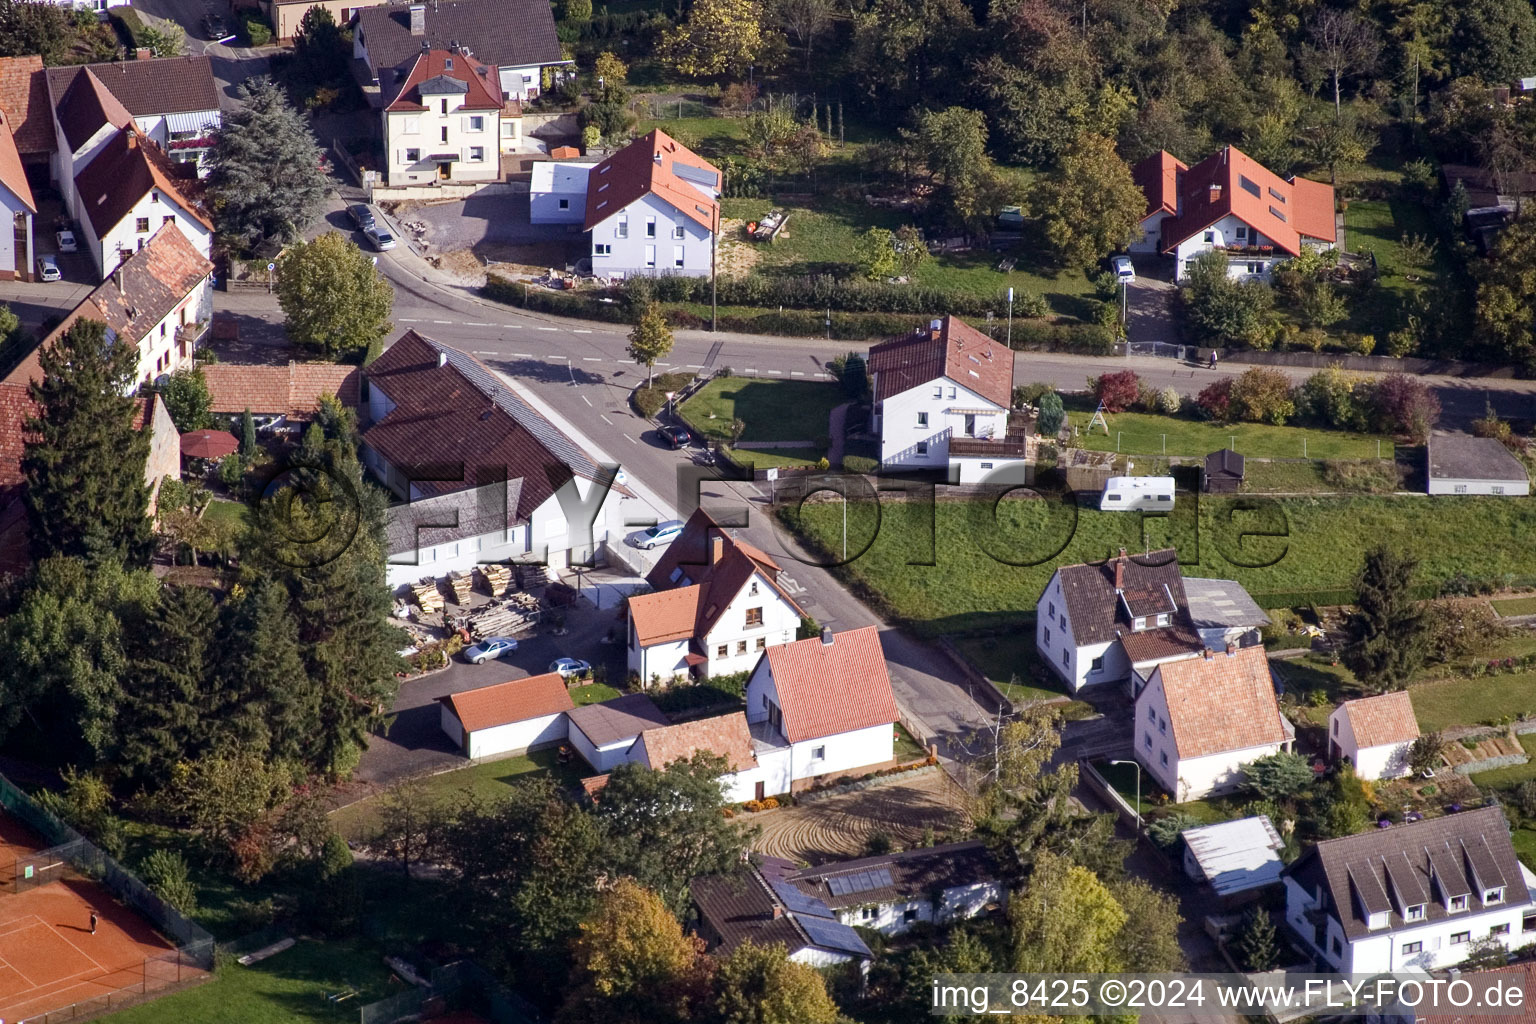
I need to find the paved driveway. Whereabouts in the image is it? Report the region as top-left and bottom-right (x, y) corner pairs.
(384, 185), (586, 268)
(1125, 256), (1181, 349)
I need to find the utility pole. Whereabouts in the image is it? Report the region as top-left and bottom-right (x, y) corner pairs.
(1006, 287), (1013, 346)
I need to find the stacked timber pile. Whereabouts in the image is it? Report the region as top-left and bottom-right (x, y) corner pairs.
(517, 564), (555, 590)
(478, 563), (513, 596)
(447, 570), (474, 605)
(410, 578), (444, 615)
(467, 595), (542, 640)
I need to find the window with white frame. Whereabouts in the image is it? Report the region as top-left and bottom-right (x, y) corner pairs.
(1451, 931), (1470, 944)
(406, 148), (420, 162)
(1090, 655), (1103, 671)
(1406, 904), (1425, 922)
(1402, 941), (1422, 954)
(646, 216), (656, 238)
(1486, 887), (1505, 905)
(558, 198), (570, 210)
(644, 245), (655, 267)
(616, 215), (628, 238)
(1043, 627), (1050, 645)
(812, 745), (825, 760)
(468, 115), (485, 131)
(469, 146), (485, 162)
(402, 117), (420, 134)
(915, 442), (928, 455)
(594, 243), (611, 255)
(673, 223), (685, 239)
(673, 245), (684, 268)
(1450, 895), (1468, 911)
(916, 411), (928, 428)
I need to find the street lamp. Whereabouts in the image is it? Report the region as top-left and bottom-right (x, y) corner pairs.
(203, 33), (237, 55)
(1109, 759), (1142, 833)
(1006, 286), (1013, 346)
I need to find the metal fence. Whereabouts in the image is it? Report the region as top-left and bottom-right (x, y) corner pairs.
(19, 948), (209, 1024)
(357, 960), (544, 1024)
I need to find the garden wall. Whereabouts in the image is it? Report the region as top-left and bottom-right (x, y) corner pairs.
(1224, 349), (1524, 379)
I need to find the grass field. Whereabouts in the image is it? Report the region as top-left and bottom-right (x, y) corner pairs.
(725, 446), (826, 468)
(102, 939), (394, 1024)
(1341, 199), (1458, 336)
(948, 633), (1065, 704)
(1411, 672), (1536, 734)
(1494, 597), (1536, 617)
(569, 682), (621, 705)
(780, 494), (1536, 636)
(330, 748), (576, 842)
(1468, 734), (1536, 789)
(1065, 409), (1393, 460)
(203, 500), (249, 527)
(680, 378), (843, 443)
(1513, 826), (1536, 869)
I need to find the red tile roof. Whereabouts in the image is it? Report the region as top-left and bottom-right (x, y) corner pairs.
(867, 315), (1014, 409)
(1145, 145), (1335, 257)
(637, 712), (757, 773)
(0, 382), (34, 499)
(361, 331), (609, 516)
(1118, 626), (1203, 666)
(73, 128), (212, 240)
(438, 671), (574, 732)
(583, 129), (720, 233)
(628, 584), (703, 645)
(200, 361), (361, 417)
(384, 48), (503, 113)
(4, 224), (212, 387)
(639, 507), (804, 634)
(44, 57), (220, 122)
(1132, 150), (1186, 220)
(1339, 691), (1419, 749)
(0, 112), (33, 213)
(762, 626), (898, 743)
(1150, 646), (1288, 759)
(0, 56), (51, 157)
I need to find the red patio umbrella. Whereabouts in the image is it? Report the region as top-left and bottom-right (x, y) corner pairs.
(180, 429), (239, 460)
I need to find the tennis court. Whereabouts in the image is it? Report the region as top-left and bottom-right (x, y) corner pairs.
(0, 814), (204, 1024)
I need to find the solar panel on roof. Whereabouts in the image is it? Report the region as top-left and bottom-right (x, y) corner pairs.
(825, 868), (894, 897)
(769, 881), (834, 919)
(797, 914), (872, 958)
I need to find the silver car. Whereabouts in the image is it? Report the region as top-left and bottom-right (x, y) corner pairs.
(549, 657), (591, 679)
(364, 226), (397, 251)
(464, 636), (518, 663)
(35, 254), (60, 282)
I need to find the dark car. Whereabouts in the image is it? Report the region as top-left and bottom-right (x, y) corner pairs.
(347, 204), (376, 230)
(203, 13), (228, 38)
(658, 424), (691, 448)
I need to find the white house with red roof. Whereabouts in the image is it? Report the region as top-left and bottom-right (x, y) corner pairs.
(0, 111), (35, 281)
(381, 45), (510, 187)
(576, 129), (720, 279)
(1130, 145), (1336, 282)
(867, 315), (1028, 482)
(627, 507), (804, 684)
(437, 671), (575, 759)
(1136, 645), (1293, 801)
(743, 625), (901, 797)
(1328, 692), (1420, 781)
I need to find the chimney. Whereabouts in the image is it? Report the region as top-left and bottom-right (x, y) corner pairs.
(437, 351), (448, 367)
(1203, 648), (1213, 659)
(820, 626), (833, 646)
(710, 531), (724, 565)
(1113, 548), (1126, 591)
(771, 905), (783, 919)
(409, 3), (426, 34)
(1208, 183), (1222, 203)
(135, 48), (151, 61)
(1225, 641), (1237, 656)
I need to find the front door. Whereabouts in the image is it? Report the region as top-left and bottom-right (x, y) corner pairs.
(754, 781), (765, 801)
(438, 162), (451, 181)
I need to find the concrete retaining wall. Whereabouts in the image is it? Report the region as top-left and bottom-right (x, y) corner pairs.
(1223, 349), (1524, 379)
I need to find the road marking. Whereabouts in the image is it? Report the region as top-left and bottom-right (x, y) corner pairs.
(686, 364), (705, 369)
(601, 415), (613, 425)
(790, 371), (805, 376)
(572, 329), (593, 334)
(472, 350), (498, 355)
(624, 434), (638, 445)
(464, 321), (491, 327)
(767, 369), (783, 375)
(546, 354), (565, 359)
(537, 326), (559, 332)
(398, 318), (420, 322)
(503, 324), (523, 329)
(513, 352), (533, 357)
(582, 357), (602, 362)
(581, 395), (592, 406)
(432, 319), (453, 324)
(744, 368), (757, 373)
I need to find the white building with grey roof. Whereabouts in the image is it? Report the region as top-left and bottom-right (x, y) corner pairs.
(1182, 815), (1285, 898)
(1427, 435), (1530, 495)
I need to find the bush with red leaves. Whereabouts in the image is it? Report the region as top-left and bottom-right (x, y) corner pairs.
(1196, 377), (1234, 421)
(1091, 370), (1142, 412)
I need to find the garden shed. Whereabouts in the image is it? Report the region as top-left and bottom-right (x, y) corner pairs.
(1426, 435), (1530, 496)
(1202, 449), (1244, 493)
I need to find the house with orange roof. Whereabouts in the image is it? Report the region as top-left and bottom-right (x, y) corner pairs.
(866, 315), (1029, 483)
(628, 507), (805, 684)
(437, 672), (575, 758)
(0, 109), (36, 282)
(743, 625), (901, 796)
(1328, 692), (1420, 780)
(1130, 145), (1336, 281)
(1135, 644), (1294, 801)
(539, 129), (719, 278)
(381, 45), (509, 187)
(632, 712), (763, 801)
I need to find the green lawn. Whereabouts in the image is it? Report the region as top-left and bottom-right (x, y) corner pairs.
(1066, 409), (1393, 460)
(203, 499), (249, 527)
(1410, 673), (1536, 734)
(632, 372), (696, 418)
(330, 748), (576, 842)
(725, 446), (826, 468)
(779, 495), (1536, 636)
(1468, 734), (1536, 789)
(1341, 199), (1457, 336)
(103, 939), (395, 1024)
(948, 632), (1066, 704)
(1493, 597), (1536, 617)
(569, 682), (621, 705)
(894, 723), (927, 762)
(1513, 826), (1536, 870)
(679, 377), (843, 444)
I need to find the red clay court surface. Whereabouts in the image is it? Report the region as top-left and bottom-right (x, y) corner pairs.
(0, 815), (201, 1023)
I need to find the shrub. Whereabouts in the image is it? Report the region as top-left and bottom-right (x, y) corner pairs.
(1366, 373), (1440, 440)
(1341, 332), (1376, 355)
(1090, 370), (1141, 413)
(842, 455), (877, 474)
(240, 11), (272, 46)
(139, 849), (197, 914)
(1228, 367), (1296, 425)
(1195, 377), (1234, 421)
(1146, 812), (1201, 850)
(1036, 391), (1065, 434)
(1155, 386), (1181, 414)
(1013, 382), (1053, 407)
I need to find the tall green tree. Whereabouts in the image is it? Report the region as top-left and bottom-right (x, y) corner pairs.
(1034, 134), (1146, 268)
(240, 408), (258, 456)
(713, 941), (841, 1024)
(207, 77), (328, 250)
(216, 579), (316, 760)
(1008, 850), (1127, 972)
(1450, 0), (1536, 83)
(118, 585), (222, 782)
(23, 318), (153, 567)
(1342, 546), (1428, 692)
(560, 879), (707, 1024)
(1474, 219), (1536, 362)
(1179, 251), (1274, 345)
(901, 106), (1005, 232)
(659, 0), (766, 77)
(1237, 907), (1280, 971)
(627, 302), (674, 387)
(160, 368), (212, 431)
(1109, 878), (1187, 971)
(276, 232), (395, 361)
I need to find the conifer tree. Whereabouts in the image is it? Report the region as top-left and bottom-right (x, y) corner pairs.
(216, 580), (315, 761)
(1342, 546), (1427, 692)
(206, 77), (327, 250)
(118, 585), (221, 780)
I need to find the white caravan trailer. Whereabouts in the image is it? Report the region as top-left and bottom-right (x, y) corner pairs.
(1100, 476), (1176, 511)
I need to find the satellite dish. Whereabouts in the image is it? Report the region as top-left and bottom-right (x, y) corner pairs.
(615, 469), (628, 486)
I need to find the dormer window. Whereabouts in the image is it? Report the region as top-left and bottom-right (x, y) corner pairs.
(1450, 894), (1468, 912)
(1133, 616), (1146, 631)
(1156, 613), (1170, 626)
(1406, 904), (1425, 921)
(1486, 887), (1505, 905)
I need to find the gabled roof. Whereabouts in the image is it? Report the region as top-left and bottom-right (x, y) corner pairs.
(356, 0), (563, 76)
(0, 56), (53, 157)
(438, 672), (574, 732)
(867, 315), (1014, 409)
(1337, 692), (1419, 749)
(691, 861), (873, 960)
(1119, 626), (1203, 666)
(383, 47), (503, 112)
(642, 507), (803, 624)
(628, 584), (704, 646)
(1051, 548), (1188, 647)
(788, 840), (996, 910)
(1145, 646), (1288, 759)
(1147, 145), (1336, 257)
(45, 57), (219, 122)
(761, 626), (898, 744)
(1181, 815), (1285, 896)
(1132, 150), (1186, 220)
(1284, 805), (1529, 941)
(583, 129), (720, 233)
(52, 66), (134, 153)
(73, 127), (212, 239)
(200, 361), (361, 417)
(566, 693), (668, 749)
(3, 223), (212, 387)
(636, 712), (757, 773)
(1204, 448), (1244, 479)
(361, 331), (609, 517)
(0, 112), (34, 212)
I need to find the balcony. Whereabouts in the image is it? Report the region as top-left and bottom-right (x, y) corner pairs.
(1214, 244), (1277, 258)
(948, 413), (1035, 459)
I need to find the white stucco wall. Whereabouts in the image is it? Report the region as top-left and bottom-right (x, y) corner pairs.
(94, 194), (211, 284)
(589, 191), (713, 279)
(385, 102), (501, 187)
(698, 572), (799, 677)
(569, 724), (637, 772)
(876, 379), (1008, 470)
(630, 628), (690, 684)
(1130, 210), (1170, 253)
(1035, 573), (1123, 692)
(952, 455), (1031, 485)
(530, 162), (593, 223)
(1427, 477), (1530, 496)
(444, 707), (568, 759)
(789, 723), (893, 783)
(1327, 708), (1414, 780)
(1172, 212), (1286, 282)
(834, 880), (1004, 936)
(1137, 675), (1285, 800)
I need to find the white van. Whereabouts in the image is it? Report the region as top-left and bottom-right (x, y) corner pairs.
(1100, 476), (1176, 511)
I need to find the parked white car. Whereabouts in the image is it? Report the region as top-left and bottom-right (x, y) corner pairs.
(1111, 255), (1135, 282)
(35, 254), (60, 282)
(364, 226), (397, 251)
(549, 657), (591, 679)
(55, 229), (77, 253)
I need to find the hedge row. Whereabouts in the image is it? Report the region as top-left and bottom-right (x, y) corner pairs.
(670, 275), (1016, 317)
